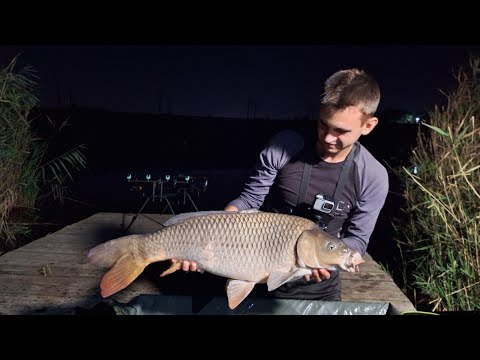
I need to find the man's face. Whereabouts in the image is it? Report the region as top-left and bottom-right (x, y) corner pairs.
(316, 106), (378, 158)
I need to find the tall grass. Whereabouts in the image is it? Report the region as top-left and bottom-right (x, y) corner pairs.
(0, 56), (86, 248)
(396, 57), (480, 311)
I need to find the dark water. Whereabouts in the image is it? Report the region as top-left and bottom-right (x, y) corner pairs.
(71, 168), (251, 214)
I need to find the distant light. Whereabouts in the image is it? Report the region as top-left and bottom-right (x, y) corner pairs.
(185, 176), (190, 182)
(415, 117), (420, 123)
(412, 166), (418, 174)
(127, 174), (132, 180)
(165, 175), (170, 181)
(146, 174), (151, 180)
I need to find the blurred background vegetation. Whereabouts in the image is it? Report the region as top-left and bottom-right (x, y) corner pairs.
(0, 56), (87, 253)
(393, 56), (480, 311)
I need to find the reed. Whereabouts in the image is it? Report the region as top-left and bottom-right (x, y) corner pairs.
(396, 57), (480, 311)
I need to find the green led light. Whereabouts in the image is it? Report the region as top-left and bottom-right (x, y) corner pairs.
(185, 176), (190, 181)
(146, 174), (151, 180)
(127, 174), (132, 180)
(165, 175), (170, 181)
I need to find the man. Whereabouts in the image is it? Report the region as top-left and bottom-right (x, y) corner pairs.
(177, 68), (389, 301)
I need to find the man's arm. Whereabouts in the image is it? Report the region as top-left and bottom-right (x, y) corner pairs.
(227, 130), (304, 210)
(342, 166), (389, 255)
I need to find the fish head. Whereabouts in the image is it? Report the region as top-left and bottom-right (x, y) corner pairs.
(296, 228), (365, 272)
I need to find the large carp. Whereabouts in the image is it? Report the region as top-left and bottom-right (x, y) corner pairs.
(87, 210), (364, 309)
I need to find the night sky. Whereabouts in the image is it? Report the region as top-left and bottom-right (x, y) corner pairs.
(1, 45), (479, 119)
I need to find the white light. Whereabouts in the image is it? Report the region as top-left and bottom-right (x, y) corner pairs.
(415, 117), (420, 123)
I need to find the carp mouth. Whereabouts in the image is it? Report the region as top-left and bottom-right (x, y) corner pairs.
(340, 251), (365, 272)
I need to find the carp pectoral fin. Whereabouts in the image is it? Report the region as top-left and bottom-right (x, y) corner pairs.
(267, 268), (312, 291)
(226, 280), (256, 310)
(159, 261), (182, 277)
(100, 253), (147, 298)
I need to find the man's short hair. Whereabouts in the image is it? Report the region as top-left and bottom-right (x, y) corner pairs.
(321, 68), (380, 116)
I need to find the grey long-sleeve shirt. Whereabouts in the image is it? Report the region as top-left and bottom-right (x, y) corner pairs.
(227, 130), (389, 255)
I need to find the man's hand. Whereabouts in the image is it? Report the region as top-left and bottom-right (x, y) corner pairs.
(224, 205), (238, 212)
(170, 259), (201, 272)
(304, 268), (331, 282)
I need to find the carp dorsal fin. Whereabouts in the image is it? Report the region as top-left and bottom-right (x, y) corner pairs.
(226, 279), (256, 310)
(239, 209), (261, 214)
(267, 268), (312, 291)
(162, 209), (262, 227)
(162, 211), (234, 227)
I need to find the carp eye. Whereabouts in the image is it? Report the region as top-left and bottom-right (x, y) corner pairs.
(327, 242), (336, 250)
